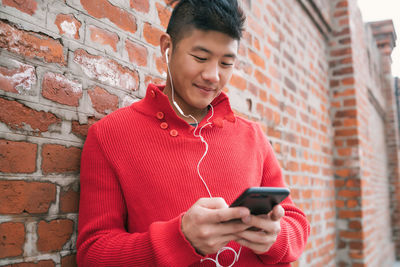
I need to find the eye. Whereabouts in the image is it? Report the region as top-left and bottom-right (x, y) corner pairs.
(221, 62), (234, 66)
(191, 54), (207, 61)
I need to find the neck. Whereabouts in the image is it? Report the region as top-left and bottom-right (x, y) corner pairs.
(163, 84), (208, 124)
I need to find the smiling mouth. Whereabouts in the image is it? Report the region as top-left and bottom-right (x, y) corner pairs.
(195, 84), (216, 92)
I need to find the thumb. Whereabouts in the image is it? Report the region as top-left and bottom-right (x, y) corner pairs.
(270, 204), (285, 221)
(197, 197), (228, 209)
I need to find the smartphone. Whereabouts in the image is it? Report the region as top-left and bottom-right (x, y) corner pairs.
(230, 187), (290, 215)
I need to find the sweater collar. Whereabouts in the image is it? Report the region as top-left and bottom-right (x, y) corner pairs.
(134, 84), (236, 130)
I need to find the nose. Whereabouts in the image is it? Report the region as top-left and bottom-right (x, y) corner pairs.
(201, 61), (220, 84)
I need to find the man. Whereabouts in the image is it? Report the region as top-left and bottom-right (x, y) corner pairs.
(77, 0), (310, 266)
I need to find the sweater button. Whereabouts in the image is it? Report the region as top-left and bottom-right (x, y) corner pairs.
(150, 90), (156, 98)
(170, 129), (178, 137)
(160, 122), (168, 129)
(156, 111), (164, 120)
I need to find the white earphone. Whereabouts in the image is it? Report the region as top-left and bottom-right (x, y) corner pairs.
(165, 47), (186, 116)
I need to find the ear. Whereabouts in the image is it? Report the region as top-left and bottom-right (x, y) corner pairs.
(160, 33), (172, 63)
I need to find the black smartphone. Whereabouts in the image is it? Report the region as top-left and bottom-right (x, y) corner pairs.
(230, 187), (290, 215)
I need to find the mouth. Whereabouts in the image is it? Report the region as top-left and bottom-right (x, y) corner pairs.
(194, 84), (216, 92)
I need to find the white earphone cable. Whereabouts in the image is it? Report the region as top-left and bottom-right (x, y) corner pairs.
(166, 49), (241, 266)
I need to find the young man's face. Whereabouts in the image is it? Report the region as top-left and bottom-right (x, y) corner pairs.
(165, 29), (239, 113)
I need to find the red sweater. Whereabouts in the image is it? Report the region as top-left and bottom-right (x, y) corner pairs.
(77, 84), (310, 266)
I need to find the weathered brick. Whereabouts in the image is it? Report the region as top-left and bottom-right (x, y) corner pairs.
(125, 39), (148, 67)
(71, 117), (98, 139)
(155, 54), (166, 76)
(130, 0), (150, 13)
(0, 139), (37, 173)
(60, 188), (79, 213)
(3, 0), (38, 15)
(156, 2), (171, 29)
(248, 49), (265, 69)
(0, 180), (56, 214)
(143, 23), (164, 46)
(41, 144), (81, 174)
(0, 21), (65, 64)
(88, 86), (119, 114)
(73, 49), (139, 91)
(229, 74), (247, 91)
(37, 219), (73, 252)
(0, 222), (25, 259)
(89, 25), (119, 52)
(0, 98), (60, 132)
(0, 60), (36, 94)
(80, 0), (136, 34)
(55, 14), (81, 40)
(42, 72), (83, 107)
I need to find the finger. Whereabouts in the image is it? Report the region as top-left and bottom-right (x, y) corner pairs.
(197, 197), (229, 209)
(270, 205), (285, 221)
(235, 229), (276, 244)
(208, 206), (250, 223)
(241, 215), (281, 234)
(235, 238), (271, 255)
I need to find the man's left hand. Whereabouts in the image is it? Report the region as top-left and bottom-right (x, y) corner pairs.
(234, 204), (285, 254)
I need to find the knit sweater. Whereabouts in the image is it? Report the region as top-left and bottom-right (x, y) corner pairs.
(77, 84), (310, 266)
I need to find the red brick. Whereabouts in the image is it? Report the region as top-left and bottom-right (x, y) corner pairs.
(37, 219), (73, 252)
(349, 220), (362, 230)
(61, 254), (77, 267)
(0, 222), (25, 258)
(0, 61), (36, 94)
(74, 49), (139, 91)
(156, 2), (171, 29)
(338, 189), (361, 198)
(41, 144), (81, 174)
(89, 25), (119, 52)
(341, 77), (355, 85)
(0, 21), (65, 64)
(9, 261), (55, 267)
(330, 47), (352, 57)
(88, 86), (119, 115)
(42, 72), (83, 107)
(254, 69), (271, 86)
(0, 180), (56, 214)
(0, 98), (60, 133)
(80, 0), (136, 34)
(55, 14), (81, 40)
(71, 117), (98, 139)
(339, 230), (363, 239)
(284, 77), (296, 92)
(125, 39), (148, 67)
(229, 73), (247, 91)
(155, 54), (166, 76)
(143, 23), (164, 46)
(248, 49), (265, 69)
(339, 210), (362, 219)
(3, 0), (37, 15)
(60, 188), (79, 213)
(0, 139), (37, 173)
(130, 0), (150, 13)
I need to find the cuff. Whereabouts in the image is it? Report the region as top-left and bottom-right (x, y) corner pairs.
(149, 213), (202, 266)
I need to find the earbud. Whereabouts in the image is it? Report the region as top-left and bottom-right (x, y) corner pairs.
(165, 48), (169, 64)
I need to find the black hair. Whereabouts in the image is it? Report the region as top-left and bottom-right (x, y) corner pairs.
(167, 0), (246, 46)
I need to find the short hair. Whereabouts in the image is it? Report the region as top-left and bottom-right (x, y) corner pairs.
(167, 0), (246, 47)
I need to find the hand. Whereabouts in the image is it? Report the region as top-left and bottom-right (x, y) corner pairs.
(181, 197), (251, 256)
(235, 204), (285, 254)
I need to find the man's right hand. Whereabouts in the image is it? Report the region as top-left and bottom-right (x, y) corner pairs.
(181, 197), (251, 256)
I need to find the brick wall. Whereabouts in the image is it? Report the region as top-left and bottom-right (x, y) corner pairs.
(0, 0), (398, 266)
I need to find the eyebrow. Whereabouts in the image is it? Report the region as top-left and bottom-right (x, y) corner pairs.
(191, 46), (237, 59)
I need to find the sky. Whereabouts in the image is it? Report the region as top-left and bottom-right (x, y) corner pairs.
(357, 0), (400, 78)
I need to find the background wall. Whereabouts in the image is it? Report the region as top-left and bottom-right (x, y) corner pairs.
(0, 0), (398, 266)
